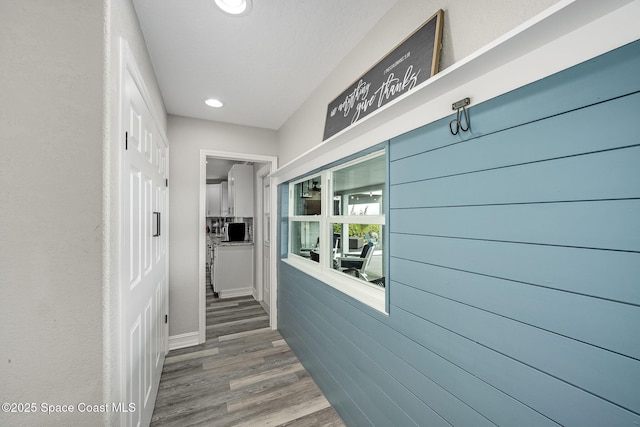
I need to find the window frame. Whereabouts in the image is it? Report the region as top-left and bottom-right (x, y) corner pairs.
(285, 150), (386, 313)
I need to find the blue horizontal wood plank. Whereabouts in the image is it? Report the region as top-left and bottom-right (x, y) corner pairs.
(286, 271), (491, 427)
(390, 146), (640, 208)
(388, 114), (456, 161)
(331, 287), (560, 426)
(279, 265), (420, 426)
(279, 287), (378, 426)
(285, 284), (448, 427)
(391, 261), (640, 407)
(389, 233), (640, 306)
(278, 265), (374, 426)
(285, 277), (449, 427)
(281, 264), (561, 426)
(285, 310), (382, 426)
(277, 310), (369, 427)
(390, 40), (640, 161)
(391, 199), (640, 252)
(332, 323), (494, 427)
(391, 91), (640, 185)
(280, 284), (417, 427)
(387, 306), (640, 426)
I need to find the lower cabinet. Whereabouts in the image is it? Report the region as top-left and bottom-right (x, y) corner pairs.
(212, 244), (254, 298)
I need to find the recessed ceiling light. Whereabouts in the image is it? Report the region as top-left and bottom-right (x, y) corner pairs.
(204, 98), (224, 108)
(214, 0), (252, 16)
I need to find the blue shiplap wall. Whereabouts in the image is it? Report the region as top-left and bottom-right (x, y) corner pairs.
(278, 40), (640, 426)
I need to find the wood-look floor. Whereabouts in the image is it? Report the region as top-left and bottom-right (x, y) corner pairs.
(150, 284), (345, 427)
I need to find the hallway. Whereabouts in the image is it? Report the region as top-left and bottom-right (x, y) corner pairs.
(150, 288), (344, 426)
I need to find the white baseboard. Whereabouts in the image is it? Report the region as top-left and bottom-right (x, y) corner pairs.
(168, 331), (200, 351)
(259, 300), (270, 314)
(218, 287), (253, 299)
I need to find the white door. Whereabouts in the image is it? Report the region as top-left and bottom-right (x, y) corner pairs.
(262, 177), (271, 311)
(121, 67), (168, 427)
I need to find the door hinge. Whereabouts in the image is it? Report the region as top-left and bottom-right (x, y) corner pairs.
(165, 314), (168, 324)
(125, 131), (128, 150)
(165, 178), (168, 187)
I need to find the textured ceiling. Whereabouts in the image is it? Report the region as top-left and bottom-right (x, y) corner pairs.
(132, 0), (399, 130)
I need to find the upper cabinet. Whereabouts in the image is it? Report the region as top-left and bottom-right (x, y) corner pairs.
(206, 182), (228, 217)
(228, 164), (254, 217)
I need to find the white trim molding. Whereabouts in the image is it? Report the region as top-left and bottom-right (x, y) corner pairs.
(198, 149), (278, 344)
(271, 0), (640, 184)
(169, 332), (200, 351)
(218, 287), (254, 299)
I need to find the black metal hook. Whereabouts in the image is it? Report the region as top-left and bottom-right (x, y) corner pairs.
(449, 97), (471, 135)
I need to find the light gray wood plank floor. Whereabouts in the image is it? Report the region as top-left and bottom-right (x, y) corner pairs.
(150, 285), (345, 427)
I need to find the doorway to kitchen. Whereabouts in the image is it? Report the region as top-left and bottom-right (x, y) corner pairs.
(198, 149), (277, 344)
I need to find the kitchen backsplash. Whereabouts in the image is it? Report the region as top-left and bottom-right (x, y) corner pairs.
(207, 217), (253, 242)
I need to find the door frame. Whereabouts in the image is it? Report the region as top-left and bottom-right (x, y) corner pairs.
(198, 149), (278, 343)
(255, 163), (271, 311)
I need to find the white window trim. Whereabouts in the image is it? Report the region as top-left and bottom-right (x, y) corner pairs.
(282, 257), (385, 312)
(328, 215), (385, 225)
(286, 151), (386, 314)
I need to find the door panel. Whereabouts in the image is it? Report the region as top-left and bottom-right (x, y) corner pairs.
(128, 317), (141, 427)
(122, 67), (167, 427)
(128, 168), (142, 290)
(144, 176), (152, 276)
(144, 299), (152, 405)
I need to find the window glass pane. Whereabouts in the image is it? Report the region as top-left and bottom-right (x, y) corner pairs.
(330, 223), (384, 286)
(293, 176), (322, 216)
(290, 221), (320, 261)
(332, 155), (385, 216)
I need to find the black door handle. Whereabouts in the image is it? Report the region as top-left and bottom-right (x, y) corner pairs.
(153, 212), (161, 237)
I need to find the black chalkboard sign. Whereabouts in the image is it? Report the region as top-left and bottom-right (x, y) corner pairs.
(322, 10), (444, 141)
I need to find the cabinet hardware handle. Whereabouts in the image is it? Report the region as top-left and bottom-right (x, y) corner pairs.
(153, 212), (161, 237)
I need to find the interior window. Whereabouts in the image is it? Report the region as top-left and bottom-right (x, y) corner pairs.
(332, 155), (385, 216)
(286, 149), (387, 311)
(290, 221), (320, 260)
(293, 176), (322, 216)
(330, 223), (384, 286)
(330, 153), (385, 285)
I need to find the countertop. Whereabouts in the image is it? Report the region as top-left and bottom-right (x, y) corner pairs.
(208, 234), (254, 247)
(217, 241), (254, 247)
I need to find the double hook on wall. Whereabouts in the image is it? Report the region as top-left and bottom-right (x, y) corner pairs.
(449, 97), (471, 135)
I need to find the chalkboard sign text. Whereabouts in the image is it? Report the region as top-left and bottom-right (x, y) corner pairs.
(323, 10), (444, 141)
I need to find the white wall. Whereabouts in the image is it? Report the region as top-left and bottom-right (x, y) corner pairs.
(167, 115), (278, 336)
(277, 0), (560, 165)
(0, 0), (167, 425)
(0, 1), (105, 425)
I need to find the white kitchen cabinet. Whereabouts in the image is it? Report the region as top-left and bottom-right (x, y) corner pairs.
(206, 181), (228, 217)
(227, 164), (253, 217)
(213, 244), (254, 298)
(206, 184), (218, 217)
(221, 182), (228, 215)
